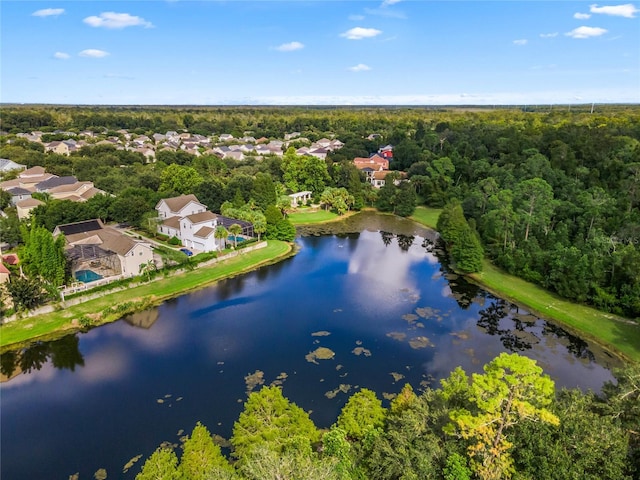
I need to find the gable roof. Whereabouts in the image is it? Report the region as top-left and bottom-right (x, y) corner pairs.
(7, 187), (32, 195)
(0, 263), (9, 275)
(156, 194), (203, 213)
(16, 198), (44, 208)
(21, 166), (46, 177)
(194, 226), (215, 238)
(185, 211), (217, 224)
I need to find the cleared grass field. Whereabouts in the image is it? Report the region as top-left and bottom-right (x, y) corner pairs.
(288, 210), (340, 225)
(410, 206), (442, 230)
(0, 241), (292, 349)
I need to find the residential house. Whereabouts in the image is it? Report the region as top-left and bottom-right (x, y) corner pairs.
(378, 145), (393, 159)
(54, 219), (154, 279)
(218, 133), (234, 142)
(0, 262), (9, 284)
(16, 198), (44, 220)
(48, 181), (104, 202)
(353, 154), (389, 172)
(35, 175), (78, 192)
(0, 159), (26, 173)
(156, 194), (253, 252)
(6, 187), (32, 205)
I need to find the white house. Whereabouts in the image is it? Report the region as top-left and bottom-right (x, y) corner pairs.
(156, 194), (224, 252)
(155, 194), (253, 252)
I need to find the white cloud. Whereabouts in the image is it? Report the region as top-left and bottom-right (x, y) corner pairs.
(513, 39), (528, 45)
(381, 0), (402, 6)
(565, 26), (608, 38)
(540, 32), (559, 38)
(79, 49), (110, 58)
(349, 63), (372, 72)
(274, 41), (304, 52)
(340, 27), (382, 40)
(590, 3), (639, 17)
(83, 12), (153, 29)
(574, 12), (592, 19)
(53, 52), (70, 60)
(32, 8), (64, 17)
(349, 14), (365, 21)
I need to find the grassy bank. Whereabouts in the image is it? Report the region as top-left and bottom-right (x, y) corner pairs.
(410, 206), (442, 230)
(471, 261), (640, 362)
(410, 205), (640, 362)
(288, 209), (340, 225)
(0, 240), (293, 350)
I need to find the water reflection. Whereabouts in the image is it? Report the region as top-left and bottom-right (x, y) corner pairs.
(1, 335), (84, 382)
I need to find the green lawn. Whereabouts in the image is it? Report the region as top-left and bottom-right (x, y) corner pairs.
(410, 204), (640, 362)
(471, 261), (640, 362)
(0, 241), (292, 350)
(410, 206), (443, 230)
(289, 210), (340, 225)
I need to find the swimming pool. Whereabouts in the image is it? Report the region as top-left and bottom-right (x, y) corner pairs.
(227, 235), (246, 243)
(75, 269), (103, 283)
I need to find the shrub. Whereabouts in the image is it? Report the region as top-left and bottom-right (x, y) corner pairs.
(168, 236), (181, 246)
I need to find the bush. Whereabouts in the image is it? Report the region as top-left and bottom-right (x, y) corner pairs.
(156, 233), (169, 241)
(168, 236), (181, 246)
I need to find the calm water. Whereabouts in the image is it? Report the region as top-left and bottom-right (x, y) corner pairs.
(0, 212), (621, 480)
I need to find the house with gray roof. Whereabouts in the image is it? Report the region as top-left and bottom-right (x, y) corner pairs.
(0, 159), (26, 173)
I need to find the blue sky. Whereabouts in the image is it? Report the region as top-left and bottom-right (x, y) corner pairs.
(2, 1), (639, 105)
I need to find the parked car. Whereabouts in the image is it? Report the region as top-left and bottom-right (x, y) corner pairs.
(179, 248), (193, 257)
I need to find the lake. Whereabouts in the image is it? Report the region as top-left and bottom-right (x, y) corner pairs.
(0, 212), (621, 479)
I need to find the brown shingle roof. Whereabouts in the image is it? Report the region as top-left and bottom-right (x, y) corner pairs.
(194, 226), (215, 238)
(16, 198), (44, 208)
(186, 211), (217, 224)
(162, 216), (181, 229)
(157, 194), (203, 213)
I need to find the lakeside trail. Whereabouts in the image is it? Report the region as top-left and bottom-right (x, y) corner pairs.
(0, 240), (293, 351)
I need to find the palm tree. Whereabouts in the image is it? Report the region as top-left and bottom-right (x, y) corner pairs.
(229, 223), (242, 248)
(214, 225), (228, 251)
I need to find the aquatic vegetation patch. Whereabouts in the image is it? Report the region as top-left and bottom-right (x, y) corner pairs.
(409, 336), (433, 349)
(451, 331), (470, 340)
(94, 468), (107, 480)
(311, 331), (331, 337)
(382, 392), (397, 401)
(390, 372), (405, 382)
(415, 307), (441, 319)
(244, 370), (265, 393)
(325, 384), (352, 399)
(270, 372), (288, 387)
(122, 454), (142, 474)
(305, 347), (335, 364)
(387, 331), (407, 341)
(402, 313), (419, 324)
(352, 347), (372, 357)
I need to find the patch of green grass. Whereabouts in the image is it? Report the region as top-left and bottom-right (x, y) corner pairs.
(0, 241), (292, 350)
(410, 206), (442, 230)
(410, 204), (640, 362)
(289, 210), (340, 225)
(470, 261), (640, 362)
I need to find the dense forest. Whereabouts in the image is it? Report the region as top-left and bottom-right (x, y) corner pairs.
(1, 105), (639, 317)
(128, 353), (638, 480)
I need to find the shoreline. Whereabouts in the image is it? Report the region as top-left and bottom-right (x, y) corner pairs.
(0, 240), (294, 351)
(409, 206), (640, 363)
(2, 209), (639, 363)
